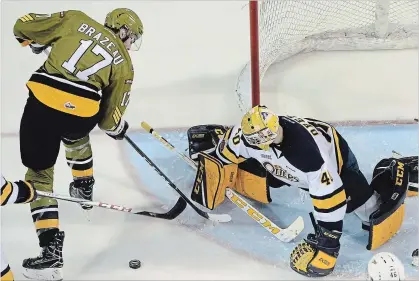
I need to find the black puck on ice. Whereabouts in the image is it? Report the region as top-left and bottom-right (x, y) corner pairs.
(129, 259), (141, 269)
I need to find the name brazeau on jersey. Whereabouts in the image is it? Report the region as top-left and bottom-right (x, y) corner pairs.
(77, 23), (124, 65)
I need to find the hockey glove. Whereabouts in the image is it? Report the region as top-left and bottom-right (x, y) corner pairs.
(290, 213), (341, 278)
(16, 180), (38, 203)
(105, 120), (129, 140)
(30, 43), (48, 54)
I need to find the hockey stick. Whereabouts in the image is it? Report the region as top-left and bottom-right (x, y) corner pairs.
(37, 190), (186, 220)
(124, 135), (231, 223)
(140, 122), (304, 242)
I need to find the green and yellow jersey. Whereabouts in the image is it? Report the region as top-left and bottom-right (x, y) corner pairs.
(14, 10), (134, 131)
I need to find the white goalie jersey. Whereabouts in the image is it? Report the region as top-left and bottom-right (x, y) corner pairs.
(215, 116), (348, 227)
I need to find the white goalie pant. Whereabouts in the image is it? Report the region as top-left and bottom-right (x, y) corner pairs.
(354, 191), (381, 223)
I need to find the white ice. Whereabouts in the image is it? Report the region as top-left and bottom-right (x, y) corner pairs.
(1, 1), (417, 280)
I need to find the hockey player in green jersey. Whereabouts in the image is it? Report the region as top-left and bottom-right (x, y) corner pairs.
(13, 9), (143, 280)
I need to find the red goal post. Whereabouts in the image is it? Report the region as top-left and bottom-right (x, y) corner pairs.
(236, 0), (419, 113)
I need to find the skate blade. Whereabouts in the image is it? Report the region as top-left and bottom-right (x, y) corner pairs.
(23, 267), (63, 281)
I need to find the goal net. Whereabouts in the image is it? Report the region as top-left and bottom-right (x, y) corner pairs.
(235, 0), (419, 113)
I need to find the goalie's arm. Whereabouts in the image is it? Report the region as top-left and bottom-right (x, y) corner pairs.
(308, 162), (346, 232)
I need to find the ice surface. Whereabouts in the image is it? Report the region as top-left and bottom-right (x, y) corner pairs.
(1, 1), (417, 280)
(124, 124), (419, 280)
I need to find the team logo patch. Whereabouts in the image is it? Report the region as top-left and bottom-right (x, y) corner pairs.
(64, 102), (76, 110)
(263, 162), (299, 182)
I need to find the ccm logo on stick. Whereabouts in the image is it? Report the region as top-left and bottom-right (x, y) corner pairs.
(229, 192), (280, 235)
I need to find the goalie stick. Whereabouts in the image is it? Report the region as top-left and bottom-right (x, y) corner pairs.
(124, 135), (231, 223)
(37, 190), (186, 220)
(140, 122), (304, 242)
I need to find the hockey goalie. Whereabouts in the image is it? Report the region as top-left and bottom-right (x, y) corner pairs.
(187, 105), (418, 278)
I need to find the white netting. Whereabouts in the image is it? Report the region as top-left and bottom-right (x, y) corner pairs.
(235, 0), (419, 113)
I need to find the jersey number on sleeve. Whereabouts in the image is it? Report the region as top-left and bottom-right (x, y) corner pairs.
(321, 171), (333, 185)
(62, 39), (113, 81)
(232, 128), (241, 145)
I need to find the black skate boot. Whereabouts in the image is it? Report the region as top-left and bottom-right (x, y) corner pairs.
(69, 177), (95, 210)
(22, 231), (65, 281)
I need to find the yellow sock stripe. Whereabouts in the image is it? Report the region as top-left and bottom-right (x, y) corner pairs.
(72, 168), (93, 178)
(35, 219), (59, 230)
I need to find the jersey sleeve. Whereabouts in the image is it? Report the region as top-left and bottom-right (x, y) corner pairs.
(97, 69), (134, 132)
(13, 11), (71, 47)
(307, 162), (346, 231)
(215, 125), (249, 165)
(1, 176), (35, 206)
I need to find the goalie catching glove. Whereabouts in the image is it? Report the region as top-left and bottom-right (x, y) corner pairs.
(290, 213), (342, 278)
(187, 124), (227, 160)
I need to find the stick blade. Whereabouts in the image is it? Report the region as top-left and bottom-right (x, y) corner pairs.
(208, 213), (232, 223)
(275, 216), (305, 242)
(141, 121), (152, 132)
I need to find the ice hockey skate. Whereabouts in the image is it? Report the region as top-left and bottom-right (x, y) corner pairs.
(69, 177), (95, 210)
(22, 231), (65, 281)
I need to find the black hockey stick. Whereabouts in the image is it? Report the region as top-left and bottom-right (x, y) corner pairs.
(124, 135), (231, 223)
(37, 190), (186, 220)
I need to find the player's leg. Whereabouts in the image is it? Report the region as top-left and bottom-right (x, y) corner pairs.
(62, 111), (99, 210)
(62, 136), (95, 210)
(19, 94), (64, 280)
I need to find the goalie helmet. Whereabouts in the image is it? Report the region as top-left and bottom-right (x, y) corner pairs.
(241, 105), (280, 151)
(104, 8), (143, 51)
(368, 252), (405, 280)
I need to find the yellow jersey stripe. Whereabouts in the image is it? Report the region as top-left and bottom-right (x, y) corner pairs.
(1, 182), (13, 206)
(312, 188), (346, 210)
(331, 128), (343, 174)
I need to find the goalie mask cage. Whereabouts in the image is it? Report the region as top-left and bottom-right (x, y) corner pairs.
(235, 0), (419, 113)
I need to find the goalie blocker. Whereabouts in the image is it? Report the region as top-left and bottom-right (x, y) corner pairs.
(363, 158), (409, 250)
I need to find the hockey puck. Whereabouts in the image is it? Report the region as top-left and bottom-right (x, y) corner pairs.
(129, 259), (141, 269)
(129, 260), (141, 269)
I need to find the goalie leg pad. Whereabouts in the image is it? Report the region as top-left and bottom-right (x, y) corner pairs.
(235, 159), (271, 204)
(191, 153), (236, 210)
